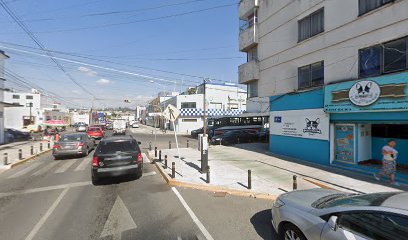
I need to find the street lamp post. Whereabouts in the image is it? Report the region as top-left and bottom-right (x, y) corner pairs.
(26, 102), (33, 124)
(201, 78), (209, 172)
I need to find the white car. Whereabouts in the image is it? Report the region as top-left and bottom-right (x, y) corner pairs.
(132, 122), (139, 128)
(76, 125), (87, 132)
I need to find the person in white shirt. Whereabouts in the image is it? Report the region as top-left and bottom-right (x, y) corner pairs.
(374, 139), (399, 186)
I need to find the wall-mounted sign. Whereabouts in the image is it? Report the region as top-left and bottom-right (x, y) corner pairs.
(324, 72), (408, 113)
(348, 80), (381, 106)
(270, 108), (329, 140)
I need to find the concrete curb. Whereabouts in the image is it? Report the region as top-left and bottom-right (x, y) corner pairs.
(303, 177), (334, 190)
(2, 149), (53, 169)
(146, 151), (277, 201)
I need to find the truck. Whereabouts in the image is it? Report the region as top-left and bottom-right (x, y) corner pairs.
(112, 119), (127, 135)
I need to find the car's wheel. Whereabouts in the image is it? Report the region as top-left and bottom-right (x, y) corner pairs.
(92, 175), (99, 185)
(54, 156), (59, 160)
(83, 148), (89, 157)
(281, 223), (307, 240)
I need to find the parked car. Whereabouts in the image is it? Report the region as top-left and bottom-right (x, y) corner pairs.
(191, 127), (203, 138)
(21, 124), (42, 133)
(256, 128), (269, 143)
(271, 189), (408, 240)
(131, 122), (139, 128)
(91, 135), (143, 184)
(5, 128), (31, 142)
(52, 133), (95, 159)
(76, 123), (87, 132)
(210, 130), (257, 145)
(87, 126), (104, 140)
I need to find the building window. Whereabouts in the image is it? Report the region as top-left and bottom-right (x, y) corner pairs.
(298, 8), (324, 42)
(182, 119), (197, 122)
(26, 95), (33, 99)
(359, 37), (407, 78)
(12, 94), (20, 99)
(247, 81), (258, 98)
(298, 61), (324, 89)
(247, 47), (258, 62)
(210, 103), (222, 109)
(181, 102), (196, 109)
(359, 0), (393, 15)
(52, 116), (57, 120)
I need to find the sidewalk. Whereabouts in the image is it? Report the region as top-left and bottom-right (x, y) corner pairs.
(0, 140), (54, 169)
(149, 144), (403, 196)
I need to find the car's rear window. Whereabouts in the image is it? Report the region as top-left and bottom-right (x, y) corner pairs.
(88, 127), (100, 131)
(97, 140), (137, 154)
(61, 135), (83, 141)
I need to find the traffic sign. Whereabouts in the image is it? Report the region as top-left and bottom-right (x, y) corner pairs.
(162, 104), (180, 121)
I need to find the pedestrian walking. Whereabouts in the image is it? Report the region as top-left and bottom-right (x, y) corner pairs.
(374, 139), (399, 186)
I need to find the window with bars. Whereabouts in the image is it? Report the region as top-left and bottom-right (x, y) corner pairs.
(298, 61), (324, 90)
(298, 8), (324, 42)
(359, 37), (407, 78)
(359, 0), (393, 15)
(247, 81), (258, 98)
(181, 102), (196, 109)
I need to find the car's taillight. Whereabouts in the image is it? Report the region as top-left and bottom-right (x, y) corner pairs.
(92, 156), (99, 167)
(137, 152), (143, 164)
(77, 142), (84, 147)
(53, 144), (61, 149)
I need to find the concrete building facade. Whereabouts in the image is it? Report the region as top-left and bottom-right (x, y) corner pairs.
(238, 0), (408, 173)
(4, 91), (42, 130)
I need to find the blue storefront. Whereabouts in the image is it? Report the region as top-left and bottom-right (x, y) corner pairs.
(325, 72), (408, 170)
(269, 72), (408, 175)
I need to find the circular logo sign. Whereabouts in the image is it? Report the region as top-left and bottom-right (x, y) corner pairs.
(348, 80), (380, 106)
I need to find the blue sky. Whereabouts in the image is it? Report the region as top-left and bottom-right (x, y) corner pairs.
(0, 0), (245, 108)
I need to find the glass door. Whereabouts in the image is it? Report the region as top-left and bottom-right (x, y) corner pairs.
(335, 124), (356, 164)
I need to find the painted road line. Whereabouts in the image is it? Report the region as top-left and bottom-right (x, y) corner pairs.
(143, 171), (156, 177)
(171, 187), (214, 240)
(32, 161), (59, 176)
(25, 188), (69, 240)
(75, 157), (91, 171)
(7, 162), (42, 179)
(54, 159), (79, 173)
(142, 153), (149, 163)
(0, 181), (91, 198)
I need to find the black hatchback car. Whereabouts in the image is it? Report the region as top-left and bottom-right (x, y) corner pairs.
(91, 135), (143, 184)
(210, 130), (257, 145)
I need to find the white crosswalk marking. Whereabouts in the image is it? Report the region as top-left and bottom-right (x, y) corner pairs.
(54, 159), (79, 173)
(75, 157), (91, 171)
(32, 161), (59, 176)
(8, 162), (42, 179)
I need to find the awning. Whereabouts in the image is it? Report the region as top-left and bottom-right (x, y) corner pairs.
(41, 120), (68, 127)
(237, 112), (270, 117)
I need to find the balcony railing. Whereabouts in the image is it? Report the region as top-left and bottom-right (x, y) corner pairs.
(239, 17), (258, 33)
(238, 60), (260, 84)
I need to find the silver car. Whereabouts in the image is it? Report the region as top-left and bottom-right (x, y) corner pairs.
(53, 133), (95, 159)
(271, 189), (408, 240)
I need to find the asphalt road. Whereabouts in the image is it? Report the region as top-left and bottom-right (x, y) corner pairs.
(0, 126), (276, 240)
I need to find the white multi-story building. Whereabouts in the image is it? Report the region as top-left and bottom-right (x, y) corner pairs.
(4, 90), (42, 130)
(70, 109), (90, 125)
(239, 1), (408, 170)
(160, 83), (247, 133)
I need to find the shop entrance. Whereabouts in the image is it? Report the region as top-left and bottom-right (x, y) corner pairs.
(334, 124), (356, 164)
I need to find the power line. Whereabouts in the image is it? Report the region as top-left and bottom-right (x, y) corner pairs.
(28, 3), (237, 34)
(0, 0), (96, 98)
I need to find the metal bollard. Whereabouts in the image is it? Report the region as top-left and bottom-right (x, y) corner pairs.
(293, 175), (298, 190)
(171, 162), (175, 178)
(18, 149), (22, 160)
(155, 147), (157, 158)
(159, 150), (162, 162)
(248, 170), (252, 189)
(206, 166), (210, 183)
(187, 140), (189, 148)
(40, 143), (43, 151)
(151, 130), (153, 134)
(30, 146), (34, 155)
(149, 142), (152, 151)
(3, 153), (8, 165)
(169, 141), (171, 149)
(48, 141), (51, 149)
(164, 155), (168, 169)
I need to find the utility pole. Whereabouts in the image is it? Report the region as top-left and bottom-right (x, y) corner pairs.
(201, 78), (209, 172)
(26, 102), (33, 124)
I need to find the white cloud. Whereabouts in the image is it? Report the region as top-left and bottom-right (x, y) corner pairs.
(96, 78), (110, 85)
(78, 66), (97, 76)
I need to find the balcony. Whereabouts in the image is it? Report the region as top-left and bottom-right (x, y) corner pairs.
(238, 60), (260, 84)
(239, 0), (259, 20)
(239, 22), (258, 52)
